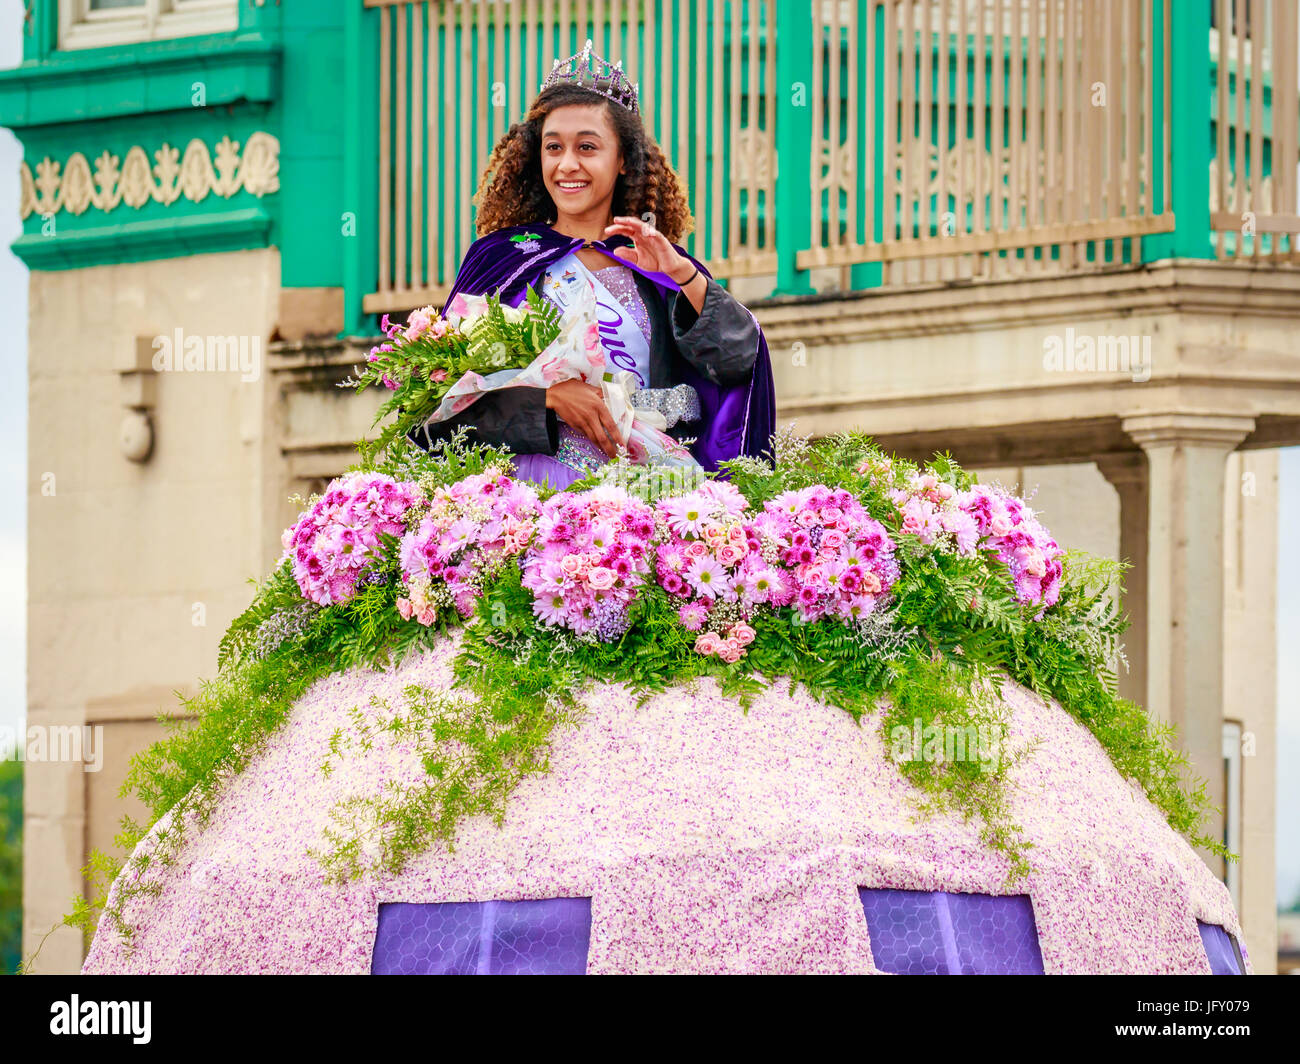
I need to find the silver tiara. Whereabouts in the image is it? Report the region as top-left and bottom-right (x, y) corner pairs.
(540, 38), (640, 115)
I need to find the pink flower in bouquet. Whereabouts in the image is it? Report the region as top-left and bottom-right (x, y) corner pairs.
(281, 472), (424, 607)
(679, 600), (709, 631)
(405, 307), (433, 340)
(685, 556), (728, 598)
(713, 543), (743, 566)
(900, 496), (942, 544)
(753, 485), (899, 625)
(695, 631), (721, 656)
(944, 484), (1064, 608)
(520, 486), (656, 640)
(730, 621), (756, 647)
(431, 368), (448, 383)
(716, 638), (743, 664)
(399, 469), (540, 618)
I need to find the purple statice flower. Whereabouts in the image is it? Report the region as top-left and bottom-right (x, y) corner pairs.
(592, 598), (631, 642)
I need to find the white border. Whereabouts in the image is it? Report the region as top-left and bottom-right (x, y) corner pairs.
(59, 0), (238, 51)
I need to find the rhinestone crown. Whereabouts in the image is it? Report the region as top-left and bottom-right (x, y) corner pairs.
(541, 38), (640, 115)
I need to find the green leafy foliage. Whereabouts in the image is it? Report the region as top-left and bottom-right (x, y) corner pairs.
(353, 286), (562, 463)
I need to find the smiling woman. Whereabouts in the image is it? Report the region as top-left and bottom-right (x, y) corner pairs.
(405, 39), (775, 490)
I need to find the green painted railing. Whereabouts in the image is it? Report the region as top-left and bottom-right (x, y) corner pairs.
(347, 0), (1299, 331)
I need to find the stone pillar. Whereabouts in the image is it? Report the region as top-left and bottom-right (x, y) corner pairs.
(1121, 413), (1255, 873)
(1096, 452), (1150, 707)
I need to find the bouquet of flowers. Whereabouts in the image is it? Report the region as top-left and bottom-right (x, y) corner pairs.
(397, 466), (542, 624)
(280, 472), (425, 606)
(349, 278), (700, 472)
(346, 286), (565, 457)
(886, 472), (1063, 610)
(433, 280), (699, 471)
(520, 484), (658, 641)
(750, 485), (900, 625)
(655, 480), (786, 662)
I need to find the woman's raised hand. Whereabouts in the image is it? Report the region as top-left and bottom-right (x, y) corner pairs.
(604, 216), (694, 284)
(545, 379), (624, 459)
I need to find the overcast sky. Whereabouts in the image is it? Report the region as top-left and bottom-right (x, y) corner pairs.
(0, 0), (1294, 907)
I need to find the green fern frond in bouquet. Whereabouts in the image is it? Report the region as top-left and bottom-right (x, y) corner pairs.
(343, 285), (564, 462)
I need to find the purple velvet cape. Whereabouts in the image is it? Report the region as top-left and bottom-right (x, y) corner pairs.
(437, 223), (776, 473)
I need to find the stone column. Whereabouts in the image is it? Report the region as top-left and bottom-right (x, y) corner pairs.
(1121, 413), (1255, 872)
(1096, 452), (1150, 707)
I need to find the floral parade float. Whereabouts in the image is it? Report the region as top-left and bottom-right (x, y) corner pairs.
(71, 288), (1249, 975)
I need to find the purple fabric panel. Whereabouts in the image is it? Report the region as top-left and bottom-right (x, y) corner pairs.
(1197, 922), (1245, 975)
(371, 898), (592, 975)
(859, 888), (1045, 975)
(510, 453), (591, 491)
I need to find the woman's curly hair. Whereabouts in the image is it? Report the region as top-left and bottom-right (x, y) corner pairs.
(472, 83), (695, 244)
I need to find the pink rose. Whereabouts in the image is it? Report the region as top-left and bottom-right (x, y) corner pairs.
(560, 555), (582, 576)
(416, 606), (437, 626)
(730, 621), (756, 646)
(405, 308), (432, 340)
(716, 544), (741, 566)
(821, 529), (846, 550)
(795, 510), (818, 529)
(431, 368), (448, 383)
(717, 638), (743, 664)
(695, 632), (721, 656)
(937, 481), (955, 500)
(862, 570), (882, 593)
(396, 597), (413, 620)
(588, 567), (616, 590)
(990, 514), (1014, 536)
(685, 541), (709, 559)
(727, 525), (746, 545)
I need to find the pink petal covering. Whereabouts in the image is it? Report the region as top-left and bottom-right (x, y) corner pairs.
(82, 629), (1246, 974)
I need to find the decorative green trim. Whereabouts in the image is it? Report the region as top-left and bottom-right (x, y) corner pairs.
(11, 206), (273, 271)
(0, 32), (281, 130)
(20, 131), (279, 220)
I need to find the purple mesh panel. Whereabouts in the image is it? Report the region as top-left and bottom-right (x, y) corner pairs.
(1197, 922), (1245, 975)
(371, 898), (592, 975)
(859, 888), (1045, 974)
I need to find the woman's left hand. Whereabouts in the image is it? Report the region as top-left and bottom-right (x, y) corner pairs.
(603, 216), (693, 284)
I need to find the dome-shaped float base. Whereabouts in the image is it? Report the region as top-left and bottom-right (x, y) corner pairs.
(82, 629), (1247, 975)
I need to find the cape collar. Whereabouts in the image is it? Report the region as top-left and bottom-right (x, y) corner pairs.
(497, 223), (689, 294)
